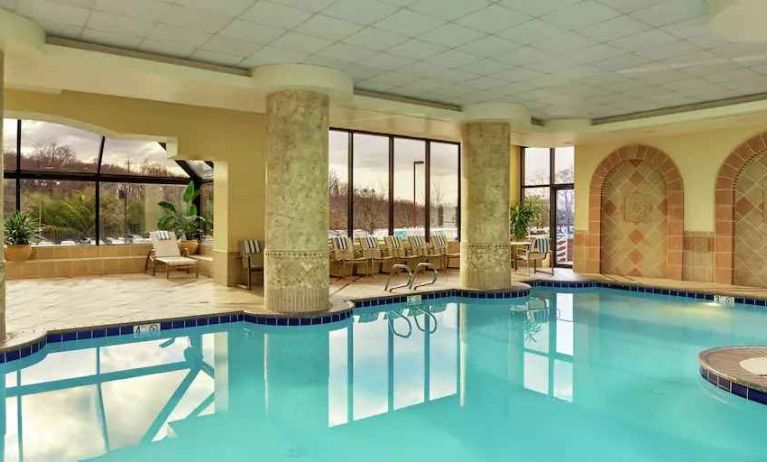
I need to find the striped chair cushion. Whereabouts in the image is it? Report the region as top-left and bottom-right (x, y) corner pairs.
(408, 235), (425, 248)
(432, 233), (447, 247)
(155, 230), (173, 241)
(359, 236), (378, 249)
(331, 236), (351, 250)
(385, 236), (401, 248)
(240, 239), (261, 255)
(532, 237), (549, 254)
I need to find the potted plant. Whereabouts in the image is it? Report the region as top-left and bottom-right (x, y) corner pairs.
(5, 211), (41, 262)
(510, 199), (542, 240)
(157, 181), (206, 255)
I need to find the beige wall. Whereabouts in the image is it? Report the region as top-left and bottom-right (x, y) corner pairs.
(574, 123), (767, 233)
(509, 144), (521, 206)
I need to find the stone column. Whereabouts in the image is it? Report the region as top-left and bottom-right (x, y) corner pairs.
(0, 49), (6, 340)
(264, 90), (329, 313)
(459, 121), (512, 290)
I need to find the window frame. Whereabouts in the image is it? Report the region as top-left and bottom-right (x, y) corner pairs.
(330, 127), (461, 241)
(520, 146), (574, 268)
(4, 119), (214, 245)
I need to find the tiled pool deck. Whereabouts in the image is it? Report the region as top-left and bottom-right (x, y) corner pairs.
(699, 347), (767, 406)
(4, 268), (767, 359)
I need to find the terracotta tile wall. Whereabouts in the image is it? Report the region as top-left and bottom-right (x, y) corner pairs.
(585, 144), (684, 279)
(7, 244), (152, 279)
(683, 231), (714, 282)
(714, 131), (767, 285)
(601, 160), (667, 277)
(733, 150), (767, 287)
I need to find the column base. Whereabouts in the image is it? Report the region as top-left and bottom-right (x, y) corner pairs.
(459, 242), (512, 290)
(265, 249), (329, 313)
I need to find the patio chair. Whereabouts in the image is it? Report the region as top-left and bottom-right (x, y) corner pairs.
(430, 232), (460, 270)
(240, 239), (264, 290)
(146, 230), (199, 278)
(515, 236), (553, 275)
(330, 236), (372, 278)
(357, 236), (394, 274)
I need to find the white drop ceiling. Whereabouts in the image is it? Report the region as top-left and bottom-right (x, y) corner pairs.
(2, 0), (766, 120)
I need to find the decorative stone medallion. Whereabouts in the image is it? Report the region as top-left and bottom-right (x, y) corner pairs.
(623, 192), (651, 223)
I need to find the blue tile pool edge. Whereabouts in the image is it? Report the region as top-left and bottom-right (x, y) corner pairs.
(699, 364), (767, 406)
(1, 277), (765, 365)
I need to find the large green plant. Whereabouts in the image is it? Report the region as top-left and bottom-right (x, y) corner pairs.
(157, 181), (205, 240)
(5, 211), (41, 245)
(510, 199), (542, 240)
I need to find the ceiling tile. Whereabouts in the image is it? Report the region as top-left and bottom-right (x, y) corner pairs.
(457, 36), (517, 58)
(579, 14), (651, 41)
(455, 4), (530, 33)
(199, 35), (264, 56)
(629, 0), (706, 27)
(33, 19), (84, 37)
(141, 39), (197, 57)
(418, 23), (484, 48)
(175, 0), (254, 16)
(323, 0), (399, 25)
(218, 19), (284, 43)
(387, 39), (444, 60)
(610, 28), (677, 52)
(633, 39), (700, 61)
(270, 32), (333, 53)
(591, 52), (651, 71)
(374, 9), (444, 36)
(342, 27), (406, 51)
(496, 19), (563, 45)
(86, 11), (155, 37)
(541, 1), (619, 29)
(467, 58), (510, 75)
(240, 1), (312, 28)
(536, 30), (596, 52)
(294, 14), (362, 41)
(93, 0), (172, 21)
(494, 45), (546, 65)
(499, 0), (581, 17)
(162, 5), (234, 33)
(315, 43), (376, 63)
(145, 24), (212, 47)
(409, 0), (489, 21)
(191, 48), (247, 66)
(594, 0), (664, 13)
(362, 52), (413, 69)
(81, 27), (144, 47)
(17, 0), (90, 27)
(241, 46), (309, 66)
(424, 49), (480, 69)
(269, 0), (338, 12)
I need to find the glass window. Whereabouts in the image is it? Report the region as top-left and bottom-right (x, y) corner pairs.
(555, 146), (574, 184)
(523, 187), (550, 236)
(429, 142), (459, 240)
(99, 182), (185, 244)
(101, 138), (186, 177)
(393, 138), (426, 237)
(329, 130), (349, 237)
(3, 118), (18, 171)
(21, 179), (96, 245)
(5, 179), (16, 218)
(20, 120), (100, 172)
(352, 134), (389, 238)
(201, 182), (214, 241)
(186, 160), (213, 180)
(523, 147), (550, 186)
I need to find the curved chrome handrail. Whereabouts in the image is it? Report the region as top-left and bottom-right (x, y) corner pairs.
(411, 306), (438, 334)
(387, 310), (413, 338)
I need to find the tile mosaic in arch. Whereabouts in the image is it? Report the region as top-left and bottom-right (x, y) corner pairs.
(601, 160), (667, 277)
(734, 150), (767, 288)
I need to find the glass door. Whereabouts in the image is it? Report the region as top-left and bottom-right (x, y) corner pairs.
(553, 187), (575, 267)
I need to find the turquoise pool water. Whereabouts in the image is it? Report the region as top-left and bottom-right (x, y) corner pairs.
(3, 288), (767, 461)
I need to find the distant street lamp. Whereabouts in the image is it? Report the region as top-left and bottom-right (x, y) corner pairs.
(412, 160), (424, 228)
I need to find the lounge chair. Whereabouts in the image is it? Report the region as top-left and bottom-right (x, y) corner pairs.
(430, 232), (460, 270)
(515, 236), (553, 274)
(330, 236), (372, 278)
(240, 239), (264, 290)
(357, 236), (394, 274)
(147, 230), (199, 278)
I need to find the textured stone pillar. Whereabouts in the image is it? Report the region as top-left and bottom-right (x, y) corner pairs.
(265, 90), (329, 313)
(459, 122), (512, 290)
(0, 49), (6, 340)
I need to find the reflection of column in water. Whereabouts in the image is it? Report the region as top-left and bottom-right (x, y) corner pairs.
(508, 306), (526, 388)
(213, 332), (229, 412)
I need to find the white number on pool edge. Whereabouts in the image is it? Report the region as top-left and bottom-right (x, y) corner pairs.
(133, 323), (161, 338)
(714, 295), (735, 306)
(407, 295), (422, 305)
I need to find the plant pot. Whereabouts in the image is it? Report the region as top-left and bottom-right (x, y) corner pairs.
(178, 240), (199, 256)
(6, 244), (33, 262)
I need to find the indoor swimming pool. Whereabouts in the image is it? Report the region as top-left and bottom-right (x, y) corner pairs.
(3, 288), (767, 461)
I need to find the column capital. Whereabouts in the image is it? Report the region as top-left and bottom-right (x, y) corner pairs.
(0, 10), (45, 52)
(251, 64), (354, 102)
(462, 102), (530, 127)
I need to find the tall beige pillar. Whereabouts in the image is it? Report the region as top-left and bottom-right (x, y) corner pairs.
(264, 90), (330, 313)
(459, 121), (512, 290)
(0, 49), (5, 339)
